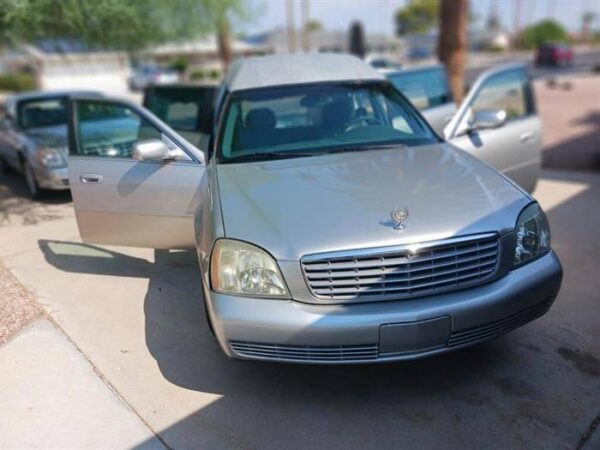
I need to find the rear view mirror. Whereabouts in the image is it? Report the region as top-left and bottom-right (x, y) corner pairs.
(132, 139), (170, 161)
(470, 109), (507, 131)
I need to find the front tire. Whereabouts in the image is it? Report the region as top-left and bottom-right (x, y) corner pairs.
(23, 161), (42, 199)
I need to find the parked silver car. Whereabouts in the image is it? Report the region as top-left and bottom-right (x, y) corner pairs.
(65, 54), (562, 364)
(0, 90), (102, 197)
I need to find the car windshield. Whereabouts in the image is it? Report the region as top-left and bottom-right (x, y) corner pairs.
(218, 82), (439, 163)
(18, 97), (67, 129)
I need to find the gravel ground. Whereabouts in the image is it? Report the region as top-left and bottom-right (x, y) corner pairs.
(537, 73), (600, 171)
(0, 261), (42, 344)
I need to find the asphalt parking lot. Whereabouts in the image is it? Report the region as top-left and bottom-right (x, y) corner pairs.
(1, 76), (599, 449)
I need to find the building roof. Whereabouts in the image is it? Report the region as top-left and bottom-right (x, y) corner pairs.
(225, 53), (386, 92)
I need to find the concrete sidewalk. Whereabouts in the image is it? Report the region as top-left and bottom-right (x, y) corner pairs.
(0, 318), (164, 449)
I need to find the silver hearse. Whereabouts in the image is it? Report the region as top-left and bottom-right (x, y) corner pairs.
(65, 54), (562, 364)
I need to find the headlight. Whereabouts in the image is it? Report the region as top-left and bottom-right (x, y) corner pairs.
(210, 239), (290, 298)
(513, 203), (551, 267)
(36, 147), (66, 168)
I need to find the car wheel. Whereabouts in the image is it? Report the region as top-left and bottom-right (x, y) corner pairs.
(23, 161), (41, 199)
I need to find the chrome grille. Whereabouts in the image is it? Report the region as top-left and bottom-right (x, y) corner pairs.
(302, 233), (500, 301)
(230, 342), (379, 362)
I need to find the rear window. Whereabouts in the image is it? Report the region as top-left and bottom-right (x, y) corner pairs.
(17, 97), (67, 129)
(144, 87), (216, 134)
(387, 67), (453, 111)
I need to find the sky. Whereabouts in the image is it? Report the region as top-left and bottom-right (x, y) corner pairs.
(242, 0), (600, 36)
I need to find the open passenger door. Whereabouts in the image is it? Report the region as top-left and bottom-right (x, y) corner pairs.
(444, 64), (541, 193)
(67, 97), (205, 249)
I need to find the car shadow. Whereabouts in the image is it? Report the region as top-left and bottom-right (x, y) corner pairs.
(37, 239), (509, 393)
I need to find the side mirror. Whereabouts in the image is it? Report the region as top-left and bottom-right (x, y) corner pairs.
(132, 138), (192, 162)
(470, 109), (507, 131)
(132, 139), (170, 161)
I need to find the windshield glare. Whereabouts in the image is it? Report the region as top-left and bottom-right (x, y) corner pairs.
(18, 97), (67, 129)
(218, 82), (438, 162)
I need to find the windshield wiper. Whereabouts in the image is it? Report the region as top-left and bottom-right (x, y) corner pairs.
(322, 142), (407, 154)
(227, 151), (320, 162)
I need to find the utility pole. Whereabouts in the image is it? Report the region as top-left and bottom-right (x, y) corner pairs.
(512, 0), (521, 51)
(286, 0), (297, 53)
(301, 0), (310, 52)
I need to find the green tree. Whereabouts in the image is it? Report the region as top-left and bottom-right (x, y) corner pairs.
(394, 0), (439, 35)
(518, 20), (569, 49)
(0, 0), (248, 65)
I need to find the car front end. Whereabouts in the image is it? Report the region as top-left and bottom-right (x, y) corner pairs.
(25, 139), (70, 191)
(201, 146), (562, 364)
(198, 74), (562, 364)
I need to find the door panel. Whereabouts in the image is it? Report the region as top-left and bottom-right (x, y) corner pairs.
(445, 64), (541, 193)
(68, 97), (205, 249)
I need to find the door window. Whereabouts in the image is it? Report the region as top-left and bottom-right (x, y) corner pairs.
(143, 87), (216, 134)
(388, 67), (453, 111)
(469, 69), (531, 120)
(72, 100), (162, 158)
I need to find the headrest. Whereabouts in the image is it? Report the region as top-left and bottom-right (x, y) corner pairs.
(245, 108), (276, 130)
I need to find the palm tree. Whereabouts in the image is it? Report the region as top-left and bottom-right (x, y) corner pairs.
(437, 0), (468, 103)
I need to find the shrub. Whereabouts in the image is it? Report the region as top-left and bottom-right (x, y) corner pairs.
(208, 69), (221, 80)
(517, 20), (569, 49)
(189, 69), (205, 80)
(170, 57), (187, 74)
(0, 72), (36, 92)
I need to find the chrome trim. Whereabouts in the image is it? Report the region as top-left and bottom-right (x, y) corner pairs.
(301, 232), (498, 262)
(300, 232), (502, 302)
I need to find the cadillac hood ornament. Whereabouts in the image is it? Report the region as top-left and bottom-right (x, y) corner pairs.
(391, 208), (409, 230)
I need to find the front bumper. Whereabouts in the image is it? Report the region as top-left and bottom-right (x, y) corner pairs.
(206, 251), (562, 364)
(34, 166), (69, 190)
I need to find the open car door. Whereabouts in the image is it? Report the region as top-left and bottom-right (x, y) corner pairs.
(67, 97), (205, 249)
(444, 63), (541, 193)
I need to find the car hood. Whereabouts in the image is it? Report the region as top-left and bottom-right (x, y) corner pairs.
(25, 125), (68, 153)
(217, 144), (530, 261)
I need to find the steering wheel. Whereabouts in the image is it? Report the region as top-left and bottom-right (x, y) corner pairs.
(344, 116), (382, 132)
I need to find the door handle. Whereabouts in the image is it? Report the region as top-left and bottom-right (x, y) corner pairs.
(80, 173), (103, 184)
(519, 132), (536, 143)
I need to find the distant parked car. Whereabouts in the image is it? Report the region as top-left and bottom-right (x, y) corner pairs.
(535, 43), (573, 67)
(408, 46), (433, 60)
(0, 90), (103, 198)
(128, 64), (180, 91)
(142, 83), (217, 151)
(365, 55), (402, 72)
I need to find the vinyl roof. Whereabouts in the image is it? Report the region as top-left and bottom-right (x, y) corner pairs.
(225, 53), (386, 92)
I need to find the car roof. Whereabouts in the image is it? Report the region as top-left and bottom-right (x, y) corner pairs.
(7, 90), (103, 103)
(224, 53), (386, 92)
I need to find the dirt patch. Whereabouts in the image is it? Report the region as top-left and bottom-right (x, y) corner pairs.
(0, 261), (43, 344)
